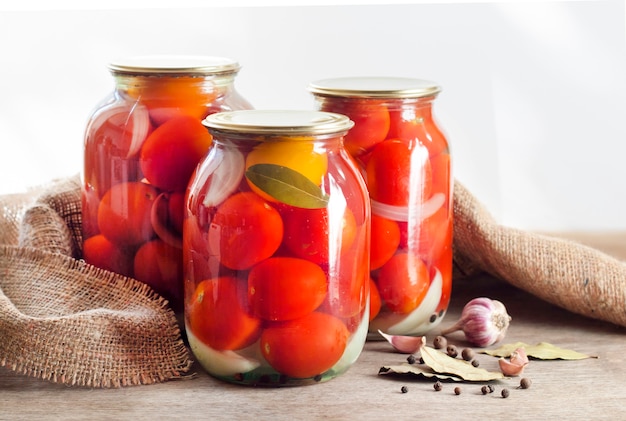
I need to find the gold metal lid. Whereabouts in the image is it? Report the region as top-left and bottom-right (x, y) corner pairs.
(108, 55), (241, 75)
(203, 110), (354, 135)
(308, 77), (441, 99)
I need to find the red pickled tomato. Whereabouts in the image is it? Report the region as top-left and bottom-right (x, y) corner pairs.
(376, 252), (430, 314)
(369, 278), (382, 321)
(366, 139), (432, 207)
(97, 181), (158, 247)
(208, 192), (283, 270)
(260, 311), (349, 379)
(187, 277), (261, 351)
(370, 214), (401, 270)
(321, 246), (369, 319)
(321, 100), (390, 157)
(281, 206), (357, 266)
(387, 108), (423, 142)
(82, 234), (134, 277)
(248, 257), (327, 321)
(133, 239), (184, 310)
(140, 115), (213, 192)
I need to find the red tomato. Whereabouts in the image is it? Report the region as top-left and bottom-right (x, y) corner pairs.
(133, 239), (184, 310)
(376, 252), (430, 314)
(320, 99), (390, 156)
(260, 311), (349, 378)
(321, 246), (369, 319)
(387, 108), (422, 142)
(97, 181), (158, 247)
(208, 192), (283, 270)
(187, 277), (261, 351)
(140, 115), (213, 192)
(368, 278), (382, 321)
(82, 234), (134, 277)
(248, 257), (328, 321)
(366, 139), (432, 206)
(370, 214), (401, 270)
(281, 206), (356, 265)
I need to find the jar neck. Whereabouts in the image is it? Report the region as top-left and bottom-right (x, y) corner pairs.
(113, 72), (238, 99)
(211, 132), (346, 152)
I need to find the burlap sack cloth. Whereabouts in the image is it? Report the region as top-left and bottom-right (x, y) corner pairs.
(0, 176), (192, 388)
(1, 176), (624, 388)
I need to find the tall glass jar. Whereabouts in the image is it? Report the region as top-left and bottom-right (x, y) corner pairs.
(184, 110), (370, 386)
(82, 56), (252, 313)
(309, 77), (453, 337)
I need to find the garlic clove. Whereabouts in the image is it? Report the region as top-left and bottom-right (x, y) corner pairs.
(498, 347), (529, 376)
(378, 330), (424, 354)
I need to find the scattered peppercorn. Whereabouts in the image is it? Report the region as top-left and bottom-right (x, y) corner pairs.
(488, 384), (495, 393)
(501, 388), (510, 398)
(446, 345), (458, 358)
(519, 378), (532, 389)
(419, 357), (424, 364)
(471, 359), (480, 367)
(454, 387), (462, 395)
(434, 381), (443, 391)
(461, 348), (476, 361)
(407, 355), (417, 364)
(433, 336), (447, 349)
(401, 386), (409, 394)
(481, 385), (489, 395)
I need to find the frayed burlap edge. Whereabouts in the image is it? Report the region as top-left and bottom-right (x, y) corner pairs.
(453, 180), (626, 328)
(0, 245), (193, 388)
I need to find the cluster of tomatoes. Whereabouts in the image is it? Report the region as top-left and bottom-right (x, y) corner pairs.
(318, 98), (453, 327)
(184, 136), (370, 380)
(82, 77), (219, 311)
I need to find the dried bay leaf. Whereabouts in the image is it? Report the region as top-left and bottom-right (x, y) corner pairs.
(379, 363), (463, 381)
(245, 163), (329, 209)
(483, 342), (597, 360)
(420, 345), (505, 381)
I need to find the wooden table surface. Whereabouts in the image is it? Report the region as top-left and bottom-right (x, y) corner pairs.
(1, 233), (625, 420)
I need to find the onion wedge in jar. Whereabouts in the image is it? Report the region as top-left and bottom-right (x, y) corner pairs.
(371, 192), (445, 222)
(369, 269), (443, 336)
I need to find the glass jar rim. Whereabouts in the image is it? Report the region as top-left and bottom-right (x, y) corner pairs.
(203, 110), (354, 135)
(108, 55), (241, 76)
(308, 76), (441, 99)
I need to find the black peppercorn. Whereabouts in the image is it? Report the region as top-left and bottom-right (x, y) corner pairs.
(461, 348), (476, 361)
(434, 381), (443, 391)
(488, 384), (495, 393)
(471, 359), (480, 367)
(481, 385), (489, 395)
(407, 355), (417, 364)
(433, 336), (447, 349)
(519, 378), (532, 389)
(446, 345), (458, 358)
(401, 386), (409, 394)
(501, 388), (510, 398)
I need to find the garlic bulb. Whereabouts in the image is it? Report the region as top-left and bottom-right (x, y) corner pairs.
(441, 297), (511, 347)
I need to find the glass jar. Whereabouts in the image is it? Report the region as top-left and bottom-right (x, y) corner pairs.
(309, 77), (453, 337)
(184, 110), (370, 386)
(81, 56), (252, 313)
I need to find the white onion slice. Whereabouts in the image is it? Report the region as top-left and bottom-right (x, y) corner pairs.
(186, 328), (261, 377)
(369, 269), (443, 336)
(201, 148), (245, 208)
(371, 192), (445, 222)
(87, 102), (151, 159)
(331, 300), (369, 373)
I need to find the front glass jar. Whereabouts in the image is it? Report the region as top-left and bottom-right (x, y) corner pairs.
(81, 56), (252, 313)
(184, 110), (370, 386)
(309, 77), (453, 337)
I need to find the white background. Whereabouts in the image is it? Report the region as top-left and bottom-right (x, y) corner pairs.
(1, 0), (625, 232)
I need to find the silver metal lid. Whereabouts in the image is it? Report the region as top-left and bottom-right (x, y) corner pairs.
(203, 110), (354, 135)
(309, 77), (441, 99)
(108, 55), (241, 75)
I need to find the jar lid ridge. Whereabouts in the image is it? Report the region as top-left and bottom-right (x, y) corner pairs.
(108, 55), (241, 75)
(309, 76), (441, 99)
